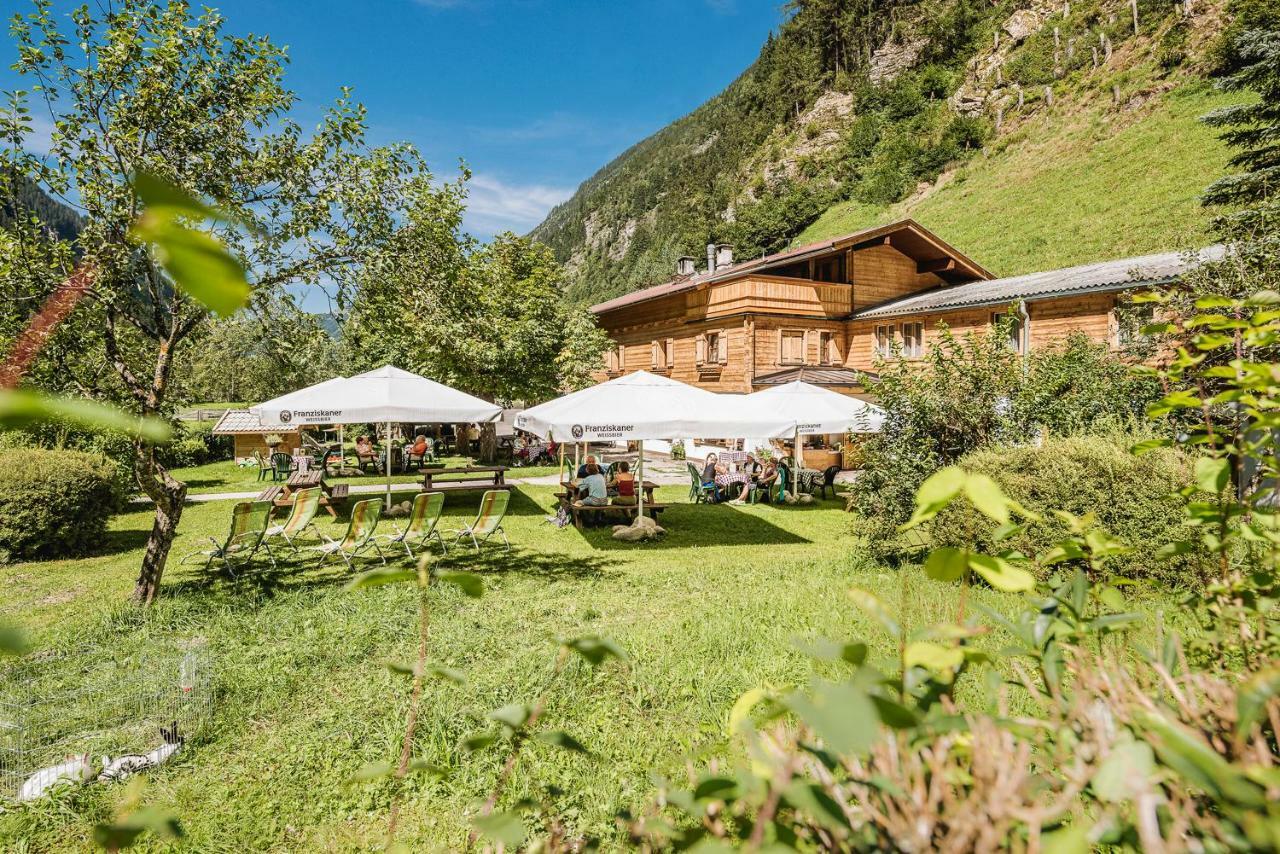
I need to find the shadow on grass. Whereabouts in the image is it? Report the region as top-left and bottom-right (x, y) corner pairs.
(574, 502), (815, 550)
(96, 528), (154, 556)
(440, 547), (617, 582)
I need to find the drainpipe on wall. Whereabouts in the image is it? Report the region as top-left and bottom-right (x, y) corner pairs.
(1017, 299), (1031, 373)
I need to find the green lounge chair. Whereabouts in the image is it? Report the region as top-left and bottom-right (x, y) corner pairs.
(449, 489), (510, 552)
(380, 491), (448, 559)
(179, 500), (275, 574)
(264, 487), (322, 552)
(311, 498), (386, 570)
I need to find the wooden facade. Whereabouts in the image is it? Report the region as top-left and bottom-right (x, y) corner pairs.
(591, 219), (1164, 397)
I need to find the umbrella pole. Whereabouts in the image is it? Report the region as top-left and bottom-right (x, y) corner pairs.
(794, 427), (800, 496)
(385, 421), (392, 509)
(637, 440), (645, 519)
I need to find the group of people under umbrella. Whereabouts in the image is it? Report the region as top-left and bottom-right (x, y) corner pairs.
(250, 366), (885, 522)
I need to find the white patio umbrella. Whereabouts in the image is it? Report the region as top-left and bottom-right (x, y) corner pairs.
(516, 371), (793, 519)
(746, 381), (885, 494)
(252, 365), (502, 507)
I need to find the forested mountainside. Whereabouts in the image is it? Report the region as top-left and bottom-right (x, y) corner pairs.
(0, 173), (82, 243)
(532, 0), (1275, 304)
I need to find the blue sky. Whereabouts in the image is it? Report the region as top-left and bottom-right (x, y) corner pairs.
(3, 0), (786, 239)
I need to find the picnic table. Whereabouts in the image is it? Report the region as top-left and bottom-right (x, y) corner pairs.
(258, 470), (349, 518)
(560, 480), (658, 504)
(555, 481), (667, 529)
(714, 471), (751, 498)
(422, 465), (510, 493)
(794, 467), (824, 494)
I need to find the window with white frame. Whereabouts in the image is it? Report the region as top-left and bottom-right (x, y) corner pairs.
(900, 322), (923, 358)
(874, 324), (896, 358)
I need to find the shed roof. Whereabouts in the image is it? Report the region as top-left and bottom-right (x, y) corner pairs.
(212, 409), (300, 435)
(852, 245), (1227, 320)
(589, 219), (989, 315)
(752, 366), (878, 386)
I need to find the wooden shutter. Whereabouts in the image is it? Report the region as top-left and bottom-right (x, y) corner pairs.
(651, 341), (659, 369)
(696, 334), (706, 365)
(666, 338), (675, 368)
(716, 330), (728, 364)
(803, 330), (812, 364)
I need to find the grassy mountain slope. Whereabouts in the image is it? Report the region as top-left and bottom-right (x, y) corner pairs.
(797, 79), (1239, 274)
(533, 0), (1255, 304)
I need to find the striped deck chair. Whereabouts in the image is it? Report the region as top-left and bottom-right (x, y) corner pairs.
(180, 500), (275, 574)
(379, 491), (448, 559)
(311, 498), (386, 570)
(264, 487), (322, 553)
(449, 489), (511, 553)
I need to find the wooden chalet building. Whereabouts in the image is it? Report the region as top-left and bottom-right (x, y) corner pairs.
(589, 220), (1223, 398)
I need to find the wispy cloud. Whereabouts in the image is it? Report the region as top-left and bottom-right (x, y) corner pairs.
(464, 173), (572, 235)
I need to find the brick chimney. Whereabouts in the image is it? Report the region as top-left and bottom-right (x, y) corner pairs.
(676, 256), (696, 276)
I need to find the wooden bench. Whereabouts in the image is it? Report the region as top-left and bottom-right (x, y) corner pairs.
(256, 485), (283, 502)
(425, 481), (514, 493)
(555, 493), (668, 529)
(264, 483), (350, 518)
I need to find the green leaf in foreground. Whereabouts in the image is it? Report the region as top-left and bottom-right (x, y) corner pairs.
(785, 680), (879, 756)
(434, 570), (483, 597)
(346, 568), (418, 590)
(535, 730), (591, 754)
(1092, 740), (1155, 803)
(848, 587), (901, 638)
(1194, 457), (1231, 494)
(92, 806), (183, 849)
(471, 814), (524, 850)
(0, 389), (171, 442)
(472, 811), (526, 847)
(349, 761), (394, 783)
(1237, 667), (1280, 738)
(924, 547), (967, 582)
(0, 623), (27, 656)
(967, 554), (1036, 592)
(129, 171), (251, 318)
(563, 635), (628, 665)
(488, 703), (532, 730)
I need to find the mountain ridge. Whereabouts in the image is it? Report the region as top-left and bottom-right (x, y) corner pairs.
(532, 0), (1246, 305)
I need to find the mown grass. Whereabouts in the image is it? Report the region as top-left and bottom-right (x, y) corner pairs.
(797, 80), (1242, 275)
(0, 487), (1192, 850)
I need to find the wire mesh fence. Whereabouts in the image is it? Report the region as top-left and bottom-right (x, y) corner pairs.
(0, 639), (214, 801)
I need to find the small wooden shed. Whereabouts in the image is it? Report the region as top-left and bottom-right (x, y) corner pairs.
(212, 409), (302, 463)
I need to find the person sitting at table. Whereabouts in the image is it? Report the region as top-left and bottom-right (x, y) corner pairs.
(355, 435), (380, 472)
(610, 461), (637, 506)
(574, 463), (608, 507)
(410, 433), (429, 458)
(755, 458), (780, 501)
(701, 453), (723, 503)
(576, 454), (598, 479)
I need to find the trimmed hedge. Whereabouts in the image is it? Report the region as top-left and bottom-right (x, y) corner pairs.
(928, 436), (1205, 589)
(0, 449), (126, 562)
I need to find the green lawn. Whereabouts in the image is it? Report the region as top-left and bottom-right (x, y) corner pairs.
(0, 487), (1192, 850)
(171, 458), (564, 495)
(798, 79), (1243, 276)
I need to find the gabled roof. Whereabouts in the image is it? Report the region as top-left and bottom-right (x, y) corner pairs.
(212, 409), (300, 435)
(851, 245), (1228, 320)
(589, 219), (990, 315)
(752, 366), (879, 386)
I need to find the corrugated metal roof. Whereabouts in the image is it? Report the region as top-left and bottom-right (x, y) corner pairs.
(752, 366), (878, 386)
(852, 245), (1227, 320)
(212, 409), (300, 435)
(589, 218), (989, 315)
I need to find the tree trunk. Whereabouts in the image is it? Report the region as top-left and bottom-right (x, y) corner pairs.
(479, 422), (498, 465)
(130, 437), (187, 605)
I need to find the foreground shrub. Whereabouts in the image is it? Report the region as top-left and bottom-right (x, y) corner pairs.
(928, 435), (1201, 588)
(0, 449), (125, 562)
